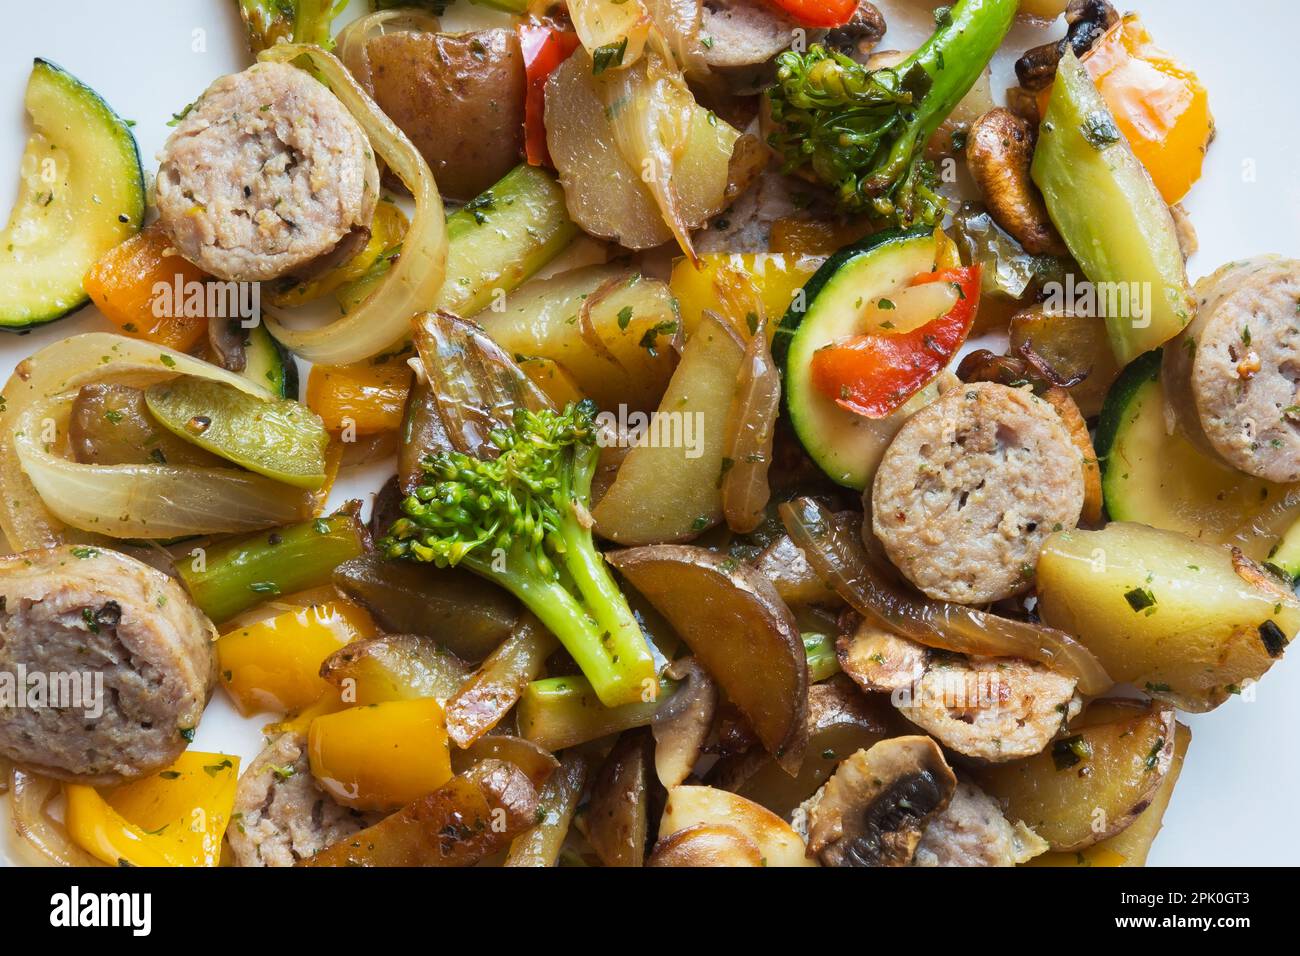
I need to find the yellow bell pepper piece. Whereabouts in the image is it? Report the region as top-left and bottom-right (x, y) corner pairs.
(306, 358), (413, 436)
(669, 253), (821, 342)
(1037, 15), (1211, 204)
(65, 751), (241, 867)
(308, 699), (453, 811)
(217, 600), (375, 716)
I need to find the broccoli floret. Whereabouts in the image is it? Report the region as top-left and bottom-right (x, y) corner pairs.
(235, 0), (346, 54)
(379, 401), (657, 708)
(766, 0), (1017, 227)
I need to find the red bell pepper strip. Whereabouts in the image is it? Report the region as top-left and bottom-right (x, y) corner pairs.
(811, 266), (982, 419)
(763, 0), (859, 28)
(519, 24), (581, 168)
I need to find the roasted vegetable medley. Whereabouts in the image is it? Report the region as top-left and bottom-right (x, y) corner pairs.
(0, 0), (1289, 869)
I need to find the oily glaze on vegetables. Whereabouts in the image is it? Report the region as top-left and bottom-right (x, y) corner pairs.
(1, 0), (1289, 873)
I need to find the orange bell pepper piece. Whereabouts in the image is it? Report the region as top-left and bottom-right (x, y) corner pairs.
(64, 751), (241, 867)
(217, 600), (376, 716)
(1037, 15), (1211, 203)
(308, 699), (454, 811)
(811, 266), (981, 419)
(83, 221), (210, 351)
(306, 358), (412, 436)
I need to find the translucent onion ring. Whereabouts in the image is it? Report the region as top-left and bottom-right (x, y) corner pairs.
(0, 332), (277, 550)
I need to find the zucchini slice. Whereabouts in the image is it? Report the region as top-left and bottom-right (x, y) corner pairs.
(774, 226), (941, 490)
(242, 323), (300, 400)
(1096, 349), (1291, 552)
(1031, 50), (1193, 365)
(0, 59), (145, 330)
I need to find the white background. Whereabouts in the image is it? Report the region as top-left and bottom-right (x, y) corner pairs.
(2, 0), (1298, 866)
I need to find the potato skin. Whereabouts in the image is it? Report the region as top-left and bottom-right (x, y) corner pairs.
(366, 30), (524, 201)
(975, 701), (1176, 852)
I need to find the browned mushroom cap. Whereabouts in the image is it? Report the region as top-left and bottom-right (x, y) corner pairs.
(836, 614), (929, 693)
(1015, 0), (1120, 92)
(966, 109), (1068, 257)
(804, 736), (957, 867)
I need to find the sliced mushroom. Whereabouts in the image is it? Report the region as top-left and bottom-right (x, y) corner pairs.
(586, 730), (654, 868)
(1015, 0), (1120, 92)
(966, 108), (1068, 256)
(836, 614), (929, 693)
(912, 779), (1048, 867)
(660, 784), (817, 867)
(894, 657), (1082, 762)
(652, 657), (719, 789)
(647, 823), (765, 867)
(799, 736), (957, 867)
(606, 545), (809, 775)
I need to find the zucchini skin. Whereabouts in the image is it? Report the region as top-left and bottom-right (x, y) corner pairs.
(1, 59), (145, 331)
(1094, 348), (1163, 470)
(772, 225), (932, 372)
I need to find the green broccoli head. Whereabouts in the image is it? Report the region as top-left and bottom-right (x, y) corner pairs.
(765, 0), (1018, 228)
(768, 45), (945, 227)
(381, 401), (598, 572)
(380, 400), (656, 708)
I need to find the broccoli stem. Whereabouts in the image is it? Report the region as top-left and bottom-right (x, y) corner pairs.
(901, 0), (1020, 144)
(463, 538), (653, 710)
(178, 513), (366, 624)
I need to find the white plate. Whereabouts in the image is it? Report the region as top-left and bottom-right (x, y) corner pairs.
(2, 0), (1298, 867)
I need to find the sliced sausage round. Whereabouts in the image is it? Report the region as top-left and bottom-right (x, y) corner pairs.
(156, 61), (379, 282)
(1163, 256), (1300, 482)
(893, 656), (1081, 762)
(871, 382), (1085, 605)
(226, 732), (380, 867)
(0, 546), (216, 785)
(913, 780), (1048, 867)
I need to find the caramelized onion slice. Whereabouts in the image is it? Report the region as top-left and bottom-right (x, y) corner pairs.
(778, 497), (1113, 696)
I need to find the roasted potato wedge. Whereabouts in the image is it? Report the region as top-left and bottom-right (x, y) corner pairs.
(450, 735), (559, 790)
(976, 699), (1176, 852)
(301, 760), (537, 867)
(752, 533), (845, 609)
(319, 632), (471, 705)
(594, 314), (744, 543)
(1037, 523), (1298, 711)
(659, 785), (816, 867)
(607, 545), (809, 774)
(479, 266), (678, 412)
(445, 615), (558, 748)
(365, 30), (525, 201)
(333, 553), (518, 663)
(1027, 720), (1191, 867)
